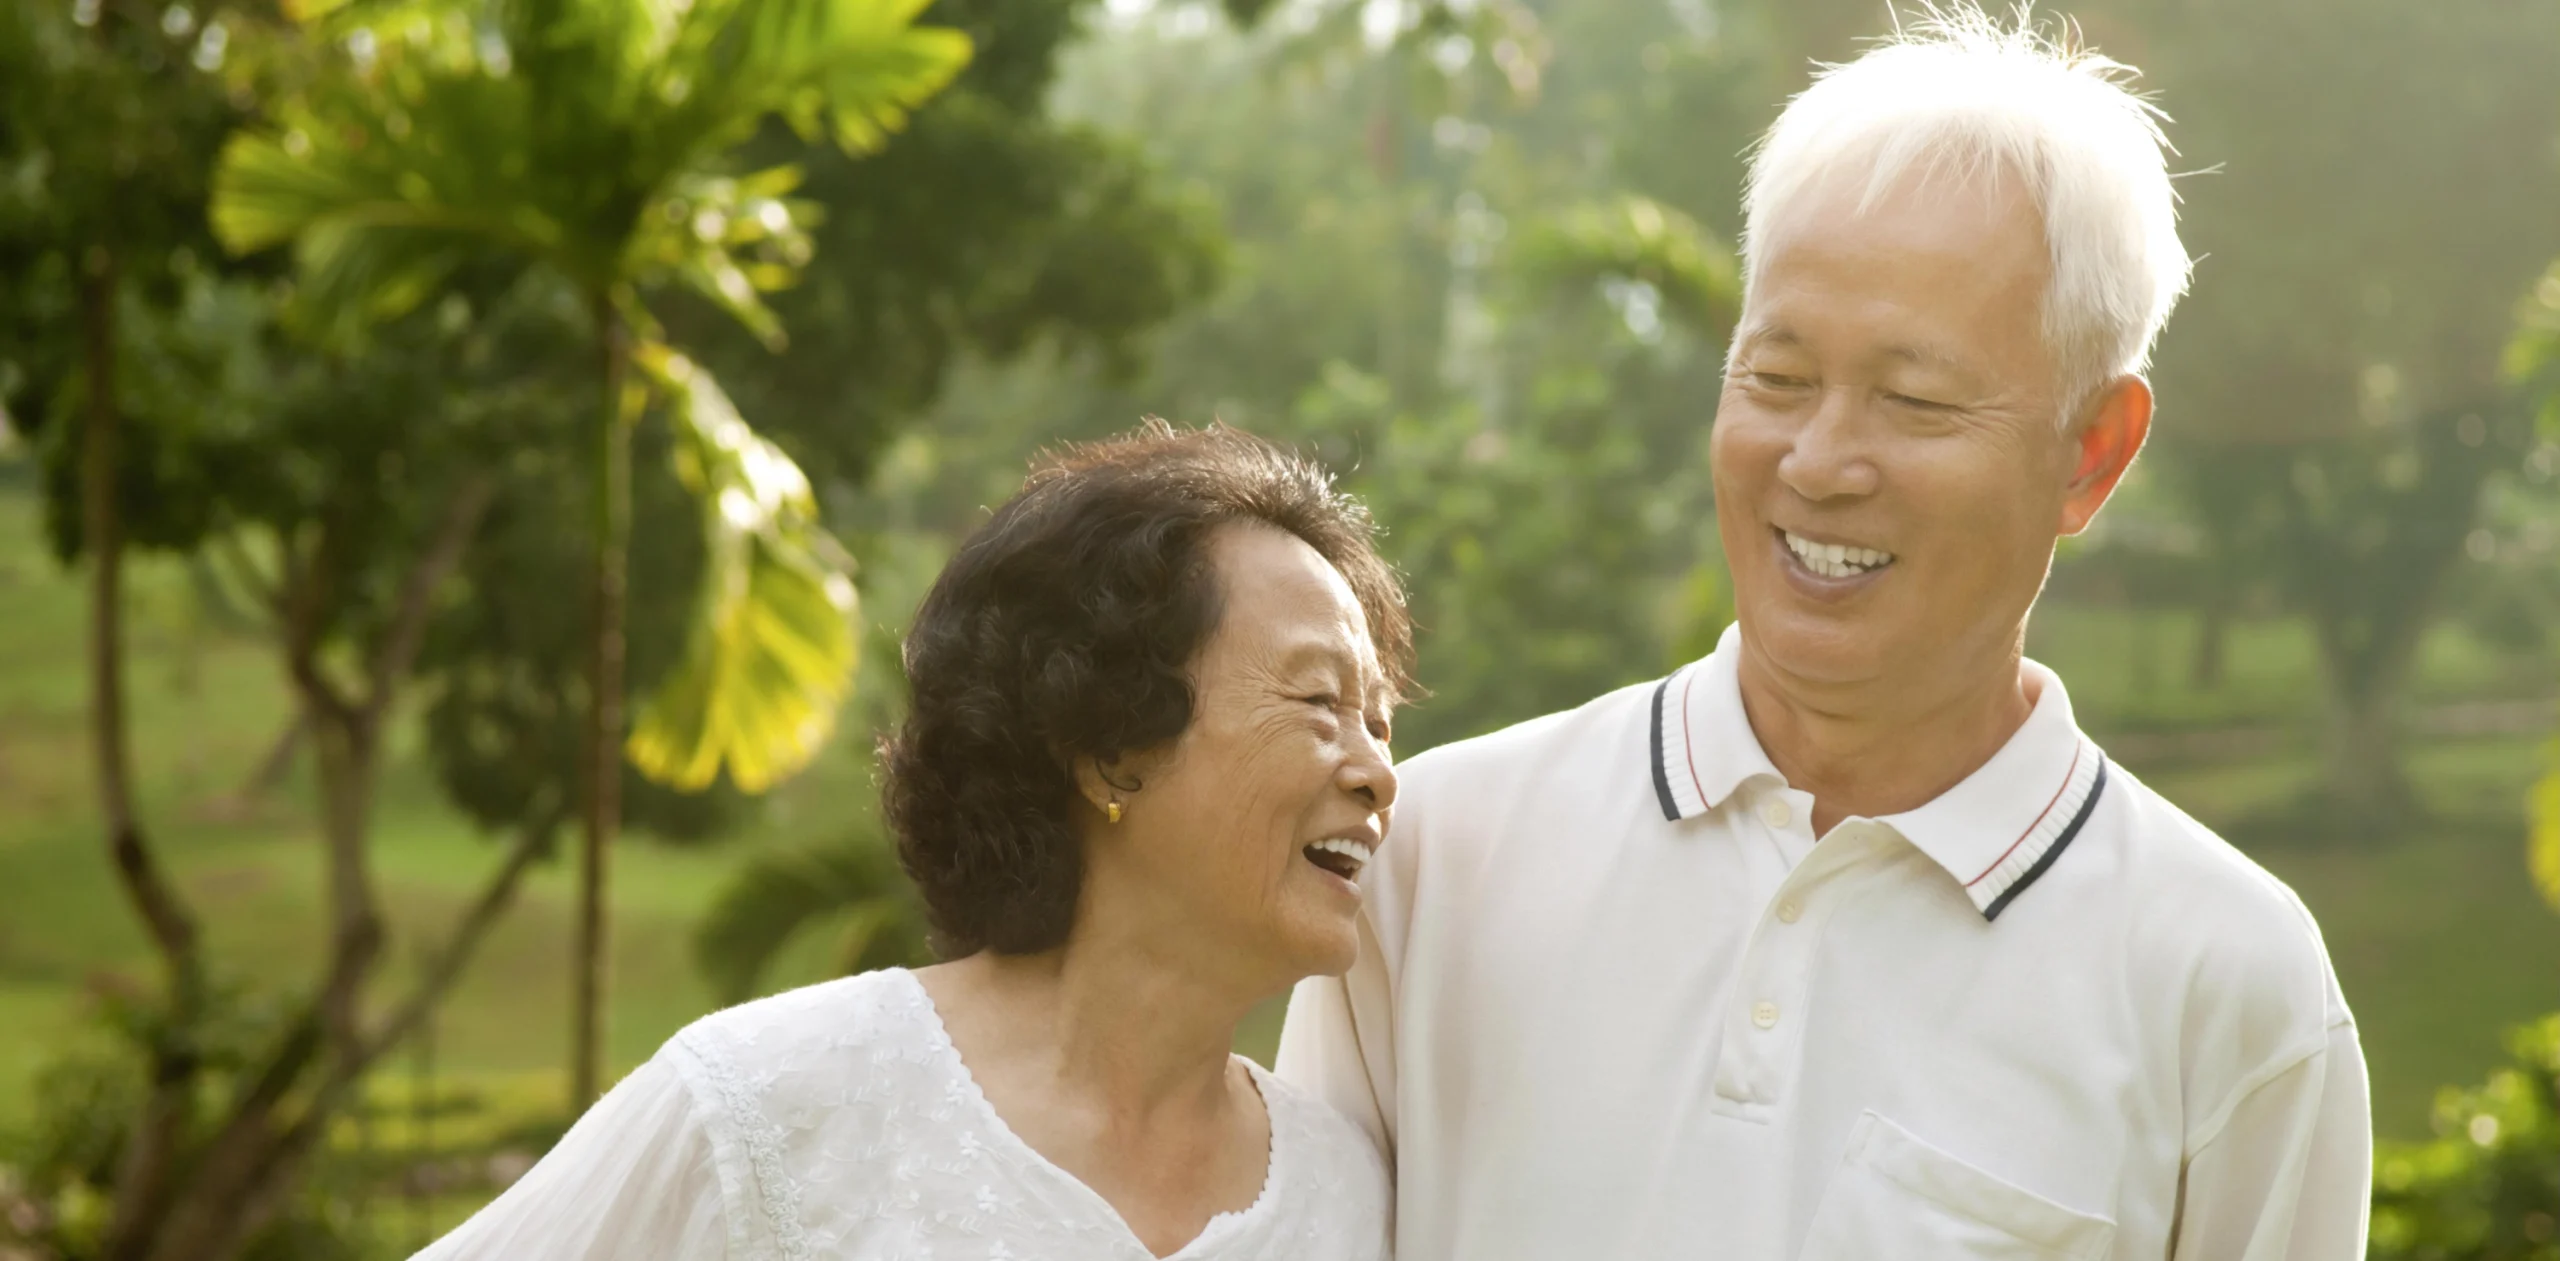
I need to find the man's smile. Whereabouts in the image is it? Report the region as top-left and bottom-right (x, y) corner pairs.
(1774, 526), (1897, 582)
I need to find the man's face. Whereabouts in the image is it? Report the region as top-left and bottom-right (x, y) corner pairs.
(1712, 170), (2088, 694)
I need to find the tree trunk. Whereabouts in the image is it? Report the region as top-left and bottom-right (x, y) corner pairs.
(2189, 592), (2229, 691)
(2307, 602), (2430, 833)
(145, 711), (381, 1261)
(83, 251), (213, 1261)
(572, 299), (632, 1110)
(2321, 684), (2417, 825)
(126, 479), (498, 1261)
(233, 712), (307, 802)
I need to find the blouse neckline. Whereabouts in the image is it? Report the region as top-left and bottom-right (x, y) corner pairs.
(882, 967), (1290, 1260)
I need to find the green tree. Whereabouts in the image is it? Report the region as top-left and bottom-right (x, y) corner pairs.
(2107, 0), (2560, 822)
(209, 0), (969, 1106)
(0, 1), (287, 1255)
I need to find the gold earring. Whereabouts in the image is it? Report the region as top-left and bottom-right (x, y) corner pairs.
(1106, 800), (1123, 824)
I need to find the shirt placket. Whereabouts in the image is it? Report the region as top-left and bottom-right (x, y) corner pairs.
(1711, 795), (1885, 1123)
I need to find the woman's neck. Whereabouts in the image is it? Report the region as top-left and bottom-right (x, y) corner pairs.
(929, 929), (1259, 1125)
(916, 929), (1276, 1257)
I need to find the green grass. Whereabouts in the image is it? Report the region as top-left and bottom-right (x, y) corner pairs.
(0, 480), (2554, 1177)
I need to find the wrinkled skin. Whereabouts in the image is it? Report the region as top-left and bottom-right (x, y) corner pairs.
(919, 522), (1397, 1257)
(1713, 167), (2152, 830)
(1082, 522), (1400, 988)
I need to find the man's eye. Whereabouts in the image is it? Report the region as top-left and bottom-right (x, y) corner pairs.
(1751, 371), (1810, 389)
(1886, 391), (1953, 411)
(1303, 693), (1341, 710)
(1366, 718), (1393, 743)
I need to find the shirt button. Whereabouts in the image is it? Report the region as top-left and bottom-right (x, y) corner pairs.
(1751, 1001), (1780, 1030)
(1759, 800), (1793, 829)
(1775, 900), (1802, 924)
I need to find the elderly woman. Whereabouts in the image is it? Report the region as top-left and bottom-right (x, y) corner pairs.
(418, 422), (1404, 1260)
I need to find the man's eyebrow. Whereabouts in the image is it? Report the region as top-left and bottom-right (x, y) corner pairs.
(1879, 341), (1973, 374)
(1733, 326), (1803, 354)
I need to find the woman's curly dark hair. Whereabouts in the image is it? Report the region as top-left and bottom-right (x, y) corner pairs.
(881, 420), (1414, 958)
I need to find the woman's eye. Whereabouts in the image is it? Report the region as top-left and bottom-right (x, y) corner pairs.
(1302, 693), (1341, 710)
(1366, 718), (1392, 743)
(1887, 391), (1953, 411)
(1751, 371), (1809, 390)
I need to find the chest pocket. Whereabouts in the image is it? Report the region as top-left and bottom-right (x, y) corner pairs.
(1798, 1112), (2116, 1261)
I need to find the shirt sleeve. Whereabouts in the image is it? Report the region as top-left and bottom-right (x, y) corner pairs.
(1278, 750), (1435, 1166)
(1280, 869), (1414, 1164)
(411, 1052), (729, 1261)
(2171, 1018), (2371, 1261)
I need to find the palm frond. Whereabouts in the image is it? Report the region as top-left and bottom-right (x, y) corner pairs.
(660, 0), (970, 155)
(218, 0), (968, 332)
(211, 50), (558, 322)
(624, 165), (816, 349)
(626, 343), (858, 793)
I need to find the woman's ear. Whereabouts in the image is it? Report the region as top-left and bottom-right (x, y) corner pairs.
(1072, 755), (1147, 821)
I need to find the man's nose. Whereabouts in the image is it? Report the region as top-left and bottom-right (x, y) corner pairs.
(1777, 389), (1882, 502)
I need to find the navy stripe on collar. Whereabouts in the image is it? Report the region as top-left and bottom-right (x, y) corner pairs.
(1648, 677), (1680, 823)
(1980, 755), (2109, 922)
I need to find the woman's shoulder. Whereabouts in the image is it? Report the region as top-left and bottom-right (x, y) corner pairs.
(666, 967), (936, 1078)
(657, 968), (950, 1142)
(650, 970), (966, 1256)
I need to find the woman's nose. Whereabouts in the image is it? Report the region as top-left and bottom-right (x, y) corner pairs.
(1341, 730), (1398, 814)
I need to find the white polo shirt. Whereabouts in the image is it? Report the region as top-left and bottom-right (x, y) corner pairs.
(1277, 625), (2370, 1261)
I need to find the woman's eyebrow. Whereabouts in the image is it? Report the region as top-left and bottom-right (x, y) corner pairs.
(1271, 639), (1355, 678)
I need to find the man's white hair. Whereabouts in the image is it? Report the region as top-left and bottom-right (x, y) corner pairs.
(1739, 4), (2192, 420)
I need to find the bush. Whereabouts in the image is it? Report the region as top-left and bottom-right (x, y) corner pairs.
(0, 983), (573, 1261)
(2371, 1013), (2560, 1260)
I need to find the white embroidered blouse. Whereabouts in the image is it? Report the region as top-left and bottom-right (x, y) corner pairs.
(413, 968), (1392, 1261)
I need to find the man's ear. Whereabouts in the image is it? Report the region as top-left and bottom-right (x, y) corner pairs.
(2060, 374), (2154, 537)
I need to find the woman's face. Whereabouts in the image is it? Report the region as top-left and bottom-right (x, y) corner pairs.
(1087, 524), (1398, 986)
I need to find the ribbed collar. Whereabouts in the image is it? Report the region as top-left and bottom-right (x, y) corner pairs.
(1649, 623), (2108, 921)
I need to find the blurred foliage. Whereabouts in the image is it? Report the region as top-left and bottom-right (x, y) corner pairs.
(2370, 1014), (2560, 1261)
(2504, 261), (2560, 919)
(695, 818), (933, 1004)
(1295, 355), (1725, 750)
(2110, 0), (2560, 820)
(0, 988), (589, 1261)
(1513, 195), (1737, 341)
(0, 0), (275, 558)
(0, 985), (381, 1261)
(2532, 741), (2560, 918)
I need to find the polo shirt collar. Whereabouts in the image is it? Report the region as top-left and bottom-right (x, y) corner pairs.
(1649, 623), (2109, 921)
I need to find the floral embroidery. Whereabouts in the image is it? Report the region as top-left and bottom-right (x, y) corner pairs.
(666, 969), (1390, 1261)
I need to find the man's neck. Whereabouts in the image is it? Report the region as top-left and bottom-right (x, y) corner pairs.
(1733, 632), (2038, 836)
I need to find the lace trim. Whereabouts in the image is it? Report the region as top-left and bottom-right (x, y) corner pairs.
(674, 1024), (812, 1261)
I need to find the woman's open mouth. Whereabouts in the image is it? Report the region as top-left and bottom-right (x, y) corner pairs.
(1302, 836), (1374, 882)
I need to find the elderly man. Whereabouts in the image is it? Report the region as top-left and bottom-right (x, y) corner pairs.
(1276, 9), (2370, 1260)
